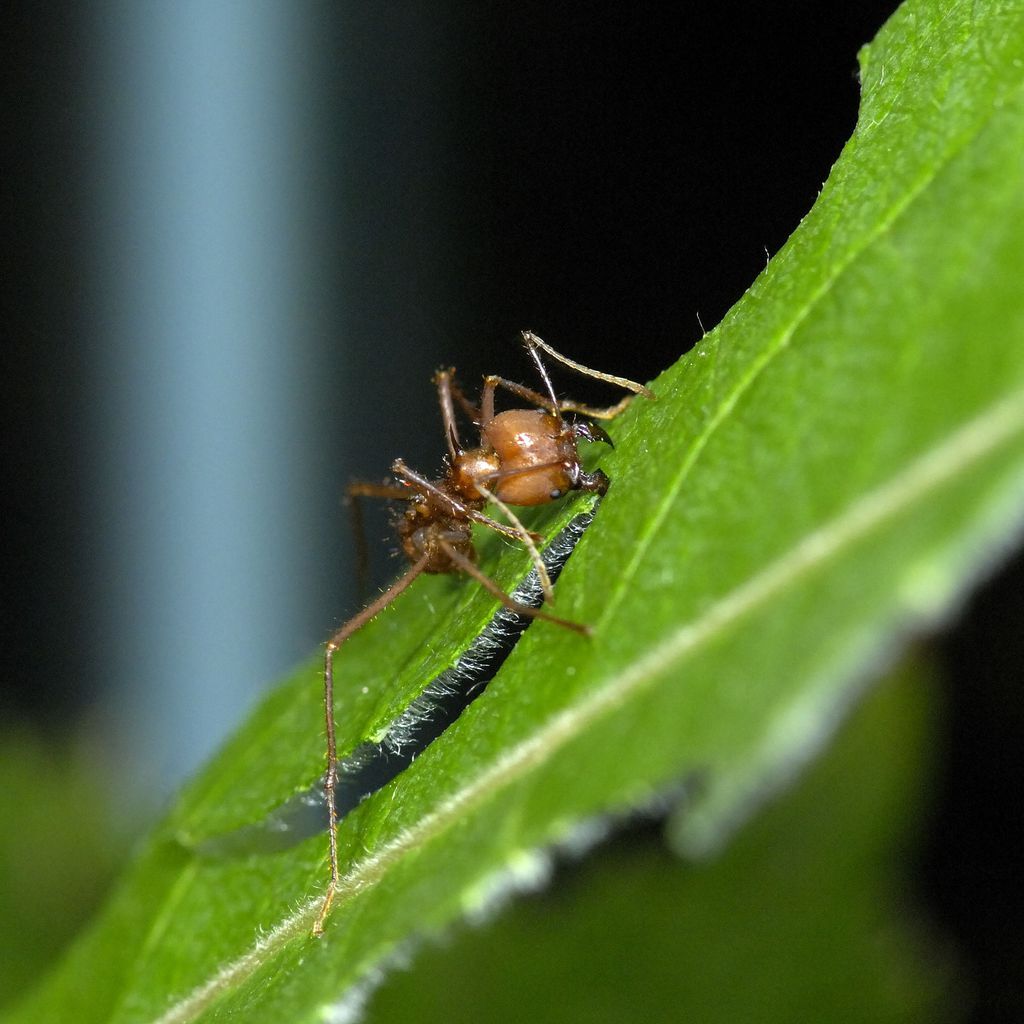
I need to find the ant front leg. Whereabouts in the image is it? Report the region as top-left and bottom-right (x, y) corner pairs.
(449, 378), (481, 423)
(481, 375), (557, 423)
(439, 540), (590, 636)
(436, 369), (485, 460)
(434, 369), (481, 450)
(434, 369), (464, 461)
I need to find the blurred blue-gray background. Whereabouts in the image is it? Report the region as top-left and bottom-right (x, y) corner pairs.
(9, 3), (886, 809)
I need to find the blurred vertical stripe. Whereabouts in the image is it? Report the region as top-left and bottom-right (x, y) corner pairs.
(89, 2), (339, 807)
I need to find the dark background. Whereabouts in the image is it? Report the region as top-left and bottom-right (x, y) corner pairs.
(3, 5), (1021, 1021)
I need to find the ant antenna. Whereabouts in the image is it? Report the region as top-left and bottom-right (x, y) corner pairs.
(522, 331), (655, 400)
(521, 332), (563, 421)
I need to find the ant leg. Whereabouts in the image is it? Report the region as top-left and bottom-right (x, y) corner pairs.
(483, 375), (557, 419)
(474, 483), (554, 603)
(435, 370), (486, 457)
(391, 459), (541, 543)
(439, 540), (590, 636)
(479, 374), (497, 428)
(447, 375), (482, 424)
(433, 369), (463, 461)
(314, 553), (431, 938)
(346, 482), (411, 500)
(346, 481), (414, 601)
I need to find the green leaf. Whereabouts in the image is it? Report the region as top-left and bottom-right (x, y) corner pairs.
(8, 0), (1024, 1020)
(366, 658), (954, 1024)
(0, 731), (126, 1011)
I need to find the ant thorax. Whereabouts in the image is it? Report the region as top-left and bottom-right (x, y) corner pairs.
(448, 448), (502, 505)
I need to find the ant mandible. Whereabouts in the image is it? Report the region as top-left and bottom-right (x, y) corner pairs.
(313, 330), (653, 936)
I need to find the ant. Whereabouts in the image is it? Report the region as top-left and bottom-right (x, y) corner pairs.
(313, 330), (653, 935)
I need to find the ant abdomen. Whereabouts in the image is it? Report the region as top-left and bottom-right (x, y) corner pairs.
(399, 515), (474, 573)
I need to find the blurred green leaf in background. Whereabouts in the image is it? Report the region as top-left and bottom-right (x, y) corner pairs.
(0, 731), (126, 1009)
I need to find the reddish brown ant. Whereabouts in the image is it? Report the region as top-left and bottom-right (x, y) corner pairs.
(313, 330), (653, 935)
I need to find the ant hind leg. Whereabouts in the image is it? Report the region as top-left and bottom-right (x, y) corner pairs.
(439, 540), (590, 636)
(313, 553), (430, 937)
(346, 481), (413, 601)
